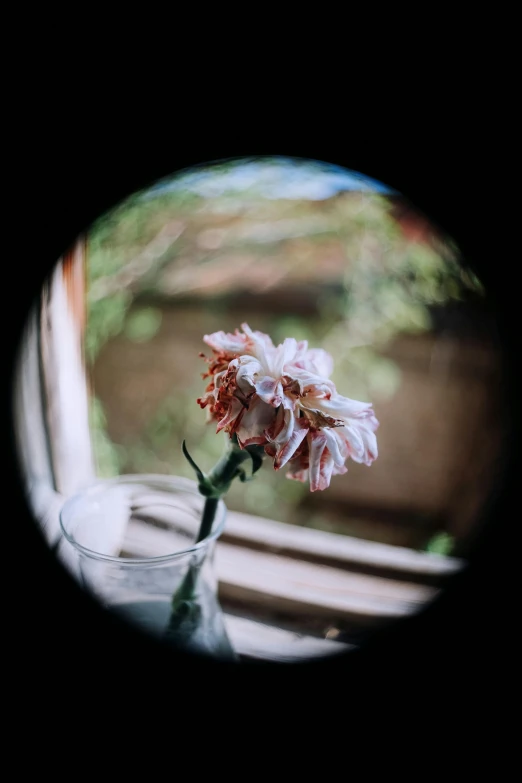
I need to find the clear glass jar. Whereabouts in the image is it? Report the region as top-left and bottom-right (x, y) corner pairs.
(59, 475), (237, 660)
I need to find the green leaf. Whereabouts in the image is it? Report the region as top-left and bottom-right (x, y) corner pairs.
(181, 440), (206, 484)
(246, 445), (264, 475)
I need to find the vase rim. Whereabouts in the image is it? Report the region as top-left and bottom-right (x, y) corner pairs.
(59, 474), (227, 565)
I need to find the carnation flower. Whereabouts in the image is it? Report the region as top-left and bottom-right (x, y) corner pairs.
(170, 323), (380, 650)
(197, 324), (379, 491)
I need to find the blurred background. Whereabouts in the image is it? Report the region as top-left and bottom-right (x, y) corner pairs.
(85, 156), (505, 559)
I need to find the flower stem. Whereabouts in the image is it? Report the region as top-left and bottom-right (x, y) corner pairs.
(196, 497), (219, 544)
(188, 435), (264, 543)
(164, 437), (265, 647)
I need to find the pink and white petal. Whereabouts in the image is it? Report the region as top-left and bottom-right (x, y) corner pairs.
(308, 432), (327, 491)
(236, 397), (277, 446)
(281, 391), (297, 411)
(255, 376), (284, 407)
(309, 434), (335, 492)
(292, 340), (309, 363)
(365, 413), (380, 433)
(266, 406), (294, 446)
(203, 330), (251, 354)
(240, 323), (275, 368)
(309, 393), (375, 420)
(235, 356), (262, 393)
(272, 337), (299, 377)
(240, 323), (274, 348)
(357, 423), (379, 465)
(286, 367), (337, 397)
(303, 348), (334, 378)
(323, 428), (348, 468)
(274, 416), (309, 470)
(286, 466), (309, 483)
(337, 424), (366, 462)
(264, 405), (286, 442)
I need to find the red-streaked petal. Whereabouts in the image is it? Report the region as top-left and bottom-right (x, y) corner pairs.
(255, 376), (284, 407)
(308, 432), (327, 490)
(323, 428), (347, 468)
(236, 397), (277, 447)
(274, 417), (309, 470)
(264, 405), (286, 442)
(215, 398), (244, 433)
(309, 431), (336, 492)
(235, 356), (262, 393)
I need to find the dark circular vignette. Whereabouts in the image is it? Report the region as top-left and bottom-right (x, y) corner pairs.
(7, 139), (518, 711)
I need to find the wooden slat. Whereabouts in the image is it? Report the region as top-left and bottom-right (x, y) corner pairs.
(29, 484), (67, 547)
(40, 243), (95, 498)
(124, 520), (437, 627)
(129, 493), (464, 584)
(12, 306), (59, 544)
(223, 614), (352, 662)
(224, 510), (463, 583)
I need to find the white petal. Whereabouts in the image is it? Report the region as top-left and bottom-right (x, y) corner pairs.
(357, 423), (379, 464)
(255, 376), (284, 407)
(323, 428), (347, 468)
(236, 397), (276, 446)
(309, 436), (335, 492)
(315, 455), (335, 491)
(304, 348), (334, 378)
(338, 424), (366, 461)
(290, 369), (337, 395)
(308, 432), (327, 491)
(293, 340), (309, 362)
(307, 393), (375, 421)
(203, 330), (250, 354)
(235, 356), (262, 393)
(240, 323), (275, 370)
(274, 416), (309, 469)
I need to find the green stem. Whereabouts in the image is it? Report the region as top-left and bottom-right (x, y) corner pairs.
(196, 497), (219, 544)
(165, 437), (265, 639)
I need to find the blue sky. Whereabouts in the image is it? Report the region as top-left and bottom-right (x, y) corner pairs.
(141, 157), (398, 202)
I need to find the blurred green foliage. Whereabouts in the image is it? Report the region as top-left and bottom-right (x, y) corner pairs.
(85, 290), (131, 364)
(89, 397), (127, 477)
(124, 307), (163, 343)
(424, 531), (455, 556)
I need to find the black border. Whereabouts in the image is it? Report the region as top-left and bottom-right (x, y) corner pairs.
(7, 108), (518, 721)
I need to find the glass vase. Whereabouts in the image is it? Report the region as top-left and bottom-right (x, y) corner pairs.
(59, 474), (237, 661)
